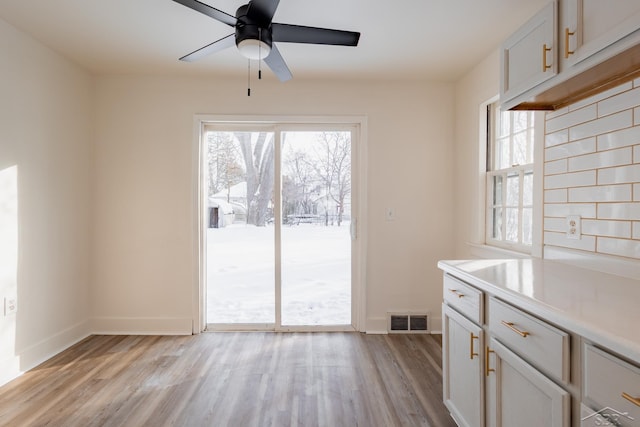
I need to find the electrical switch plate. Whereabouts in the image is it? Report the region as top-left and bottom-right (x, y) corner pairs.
(385, 207), (395, 221)
(4, 297), (17, 316)
(566, 215), (581, 240)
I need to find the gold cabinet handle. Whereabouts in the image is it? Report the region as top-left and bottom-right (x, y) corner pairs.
(501, 320), (530, 337)
(470, 333), (479, 360)
(622, 392), (640, 407)
(448, 289), (465, 298)
(486, 346), (495, 376)
(542, 43), (552, 72)
(564, 28), (575, 58)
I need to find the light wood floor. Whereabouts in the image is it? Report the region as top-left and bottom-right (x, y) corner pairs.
(0, 333), (456, 427)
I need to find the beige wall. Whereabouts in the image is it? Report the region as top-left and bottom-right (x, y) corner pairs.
(452, 50), (501, 258)
(0, 18), (93, 384)
(92, 76), (456, 333)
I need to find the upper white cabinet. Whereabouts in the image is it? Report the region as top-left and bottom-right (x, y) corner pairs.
(500, 1), (558, 103)
(501, 0), (640, 110)
(561, 0), (640, 68)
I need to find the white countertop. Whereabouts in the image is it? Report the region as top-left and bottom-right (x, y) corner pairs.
(438, 258), (640, 364)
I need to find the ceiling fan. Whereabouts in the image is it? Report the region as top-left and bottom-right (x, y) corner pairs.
(172, 0), (361, 82)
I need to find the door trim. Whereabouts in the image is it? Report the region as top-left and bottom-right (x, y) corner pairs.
(191, 115), (368, 333)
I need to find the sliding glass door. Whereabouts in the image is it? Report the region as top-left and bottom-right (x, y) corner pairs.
(204, 124), (356, 330)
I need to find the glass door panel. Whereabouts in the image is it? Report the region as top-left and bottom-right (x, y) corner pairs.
(280, 131), (352, 326)
(206, 131), (275, 324)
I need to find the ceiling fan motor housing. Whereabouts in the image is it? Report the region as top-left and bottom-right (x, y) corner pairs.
(235, 4), (273, 60)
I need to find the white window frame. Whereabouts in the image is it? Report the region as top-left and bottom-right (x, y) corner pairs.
(484, 102), (544, 256)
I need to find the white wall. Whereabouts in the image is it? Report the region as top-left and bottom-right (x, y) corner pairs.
(91, 76), (456, 334)
(0, 18), (93, 385)
(452, 50), (501, 258)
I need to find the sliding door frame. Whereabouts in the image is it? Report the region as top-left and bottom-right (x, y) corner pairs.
(191, 115), (368, 333)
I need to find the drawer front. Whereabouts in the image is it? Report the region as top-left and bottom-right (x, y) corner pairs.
(583, 344), (640, 427)
(443, 274), (483, 324)
(488, 297), (569, 383)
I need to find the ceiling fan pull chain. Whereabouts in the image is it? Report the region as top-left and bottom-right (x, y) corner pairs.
(258, 28), (263, 80)
(247, 59), (251, 96)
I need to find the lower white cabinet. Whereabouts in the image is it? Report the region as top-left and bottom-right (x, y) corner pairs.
(486, 338), (570, 427)
(443, 303), (484, 427)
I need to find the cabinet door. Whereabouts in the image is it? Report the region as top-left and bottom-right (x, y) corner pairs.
(442, 304), (484, 427)
(501, 0), (557, 102)
(562, 0), (640, 67)
(486, 338), (570, 427)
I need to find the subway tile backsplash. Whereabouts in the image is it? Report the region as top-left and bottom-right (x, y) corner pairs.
(544, 79), (640, 260)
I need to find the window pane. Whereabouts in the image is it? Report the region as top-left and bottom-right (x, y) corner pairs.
(493, 175), (503, 205)
(496, 137), (510, 169)
(512, 131), (527, 166)
(513, 111), (528, 133)
(522, 207), (533, 245)
(493, 208), (503, 239)
(505, 208), (518, 242)
(523, 172), (533, 206)
(506, 173), (519, 206)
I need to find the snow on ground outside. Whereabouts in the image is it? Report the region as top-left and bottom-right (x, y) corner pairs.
(207, 222), (351, 325)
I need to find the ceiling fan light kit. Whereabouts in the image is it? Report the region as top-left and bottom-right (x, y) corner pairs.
(172, 0), (360, 92)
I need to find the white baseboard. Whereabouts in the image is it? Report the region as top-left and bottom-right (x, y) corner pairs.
(430, 315), (442, 334)
(365, 316), (387, 334)
(0, 320), (90, 387)
(90, 317), (193, 335)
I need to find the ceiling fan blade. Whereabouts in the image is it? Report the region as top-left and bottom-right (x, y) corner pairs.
(179, 34), (236, 62)
(172, 0), (237, 27)
(246, 0), (280, 25)
(264, 44), (292, 82)
(271, 23), (360, 46)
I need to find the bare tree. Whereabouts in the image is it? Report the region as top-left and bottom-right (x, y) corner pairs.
(207, 132), (243, 200)
(310, 132), (351, 226)
(283, 148), (317, 217)
(235, 132), (274, 226)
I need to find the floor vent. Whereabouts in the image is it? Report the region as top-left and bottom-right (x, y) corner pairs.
(388, 312), (429, 333)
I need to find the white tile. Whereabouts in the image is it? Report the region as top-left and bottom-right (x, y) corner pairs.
(546, 104), (596, 133)
(544, 170), (596, 189)
(544, 231), (596, 252)
(598, 87), (640, 117)
(569, 184), (632, 202)
(544, 189), (567, 203)
(544, 203), (596, 218)
(598, 164), (640, 185)
(597, 202), (640, 220)
(568, 147), (632, 172)
(569, 110), (632, 141)
(545, 159), (568, 175)
(635, 145), (640, 163)
(544, 217), (566, 232)
(582, 219), (631, 238)
(635, 183), (640, 201)
(545, 130), (569, 148)
(597, 237), (640, 259)
(545, 138), (596, 161)
(570, 82), (633, 111)
(634, 222), (640, 239)
(636, 107), (640, 126)
(545, 107), (569, 120)
(597, 126), (640, 151)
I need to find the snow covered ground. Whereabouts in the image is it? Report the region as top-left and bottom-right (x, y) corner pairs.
(206, 222), (351, 326)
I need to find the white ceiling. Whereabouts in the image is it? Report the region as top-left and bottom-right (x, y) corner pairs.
(0, 0), (549, 82)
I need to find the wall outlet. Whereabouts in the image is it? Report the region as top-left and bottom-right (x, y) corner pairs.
(4, 297), (17, 316)
(566, 215), (581, 240)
